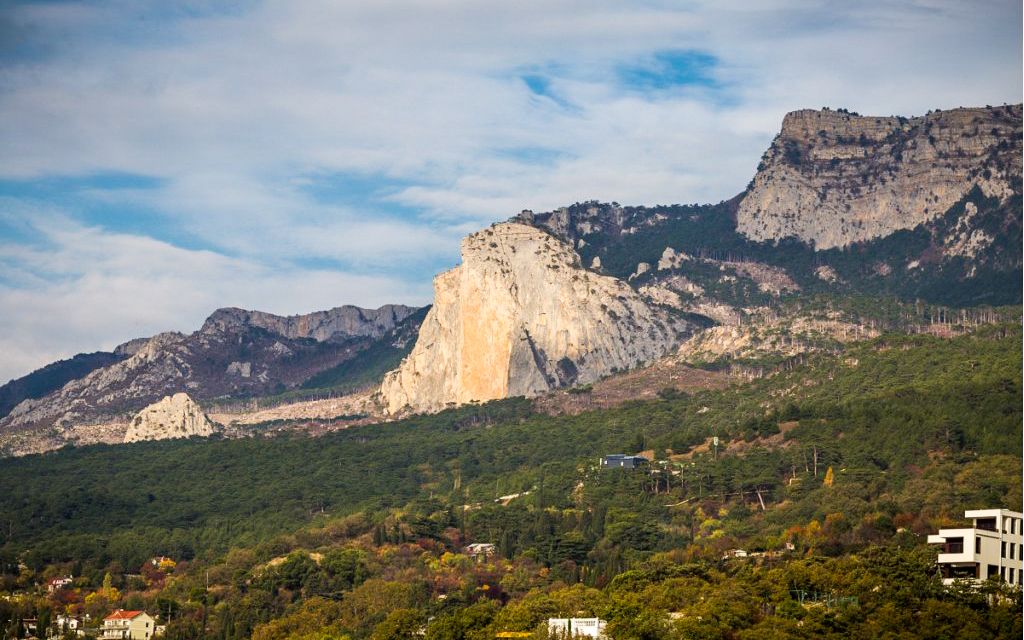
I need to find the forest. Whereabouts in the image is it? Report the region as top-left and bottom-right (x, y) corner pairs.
(0, 323), (1020, 639)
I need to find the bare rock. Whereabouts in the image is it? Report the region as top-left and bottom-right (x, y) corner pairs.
(737, 105), (1022, 248)
(124, 393), (217, 443)
(379, 223), (690, 414)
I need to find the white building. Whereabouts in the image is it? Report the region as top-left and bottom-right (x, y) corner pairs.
(464, 543), (497, 559)
(47, 576), (74, 593)
(101, 610), (157, 640)
(547, 618), (607, 639)
(928, 508), (1023, 586)
(55, 614), (82, 634)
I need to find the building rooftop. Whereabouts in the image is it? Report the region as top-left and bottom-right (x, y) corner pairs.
(965, 508), (1023, 518)
(104, 610), (145, 621)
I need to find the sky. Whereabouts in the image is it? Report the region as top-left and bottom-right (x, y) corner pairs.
(0, 0), (1021, 383)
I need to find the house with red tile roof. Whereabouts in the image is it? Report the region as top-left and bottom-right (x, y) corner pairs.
(101, 610), (156, 640)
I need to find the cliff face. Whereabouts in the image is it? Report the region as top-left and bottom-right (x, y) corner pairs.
(379, 223), (689, 414)
(124, 392), (216, 443)
(737, 105), (1022, 249)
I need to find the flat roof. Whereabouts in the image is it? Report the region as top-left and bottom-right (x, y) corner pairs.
(965, 509), (1024, 518)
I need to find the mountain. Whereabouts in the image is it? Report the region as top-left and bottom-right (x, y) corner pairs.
(0, 304), (424, 454)
(379, 222), (691, 414)
(4, 104), (1019, 450)
(737, 105), (1022, 248)
(520, 106), (1021, 309)
(378, 104), (1021, 416)
(0, 351), (127, 420)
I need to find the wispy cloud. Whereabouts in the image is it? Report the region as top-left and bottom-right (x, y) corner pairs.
(0, 0), (1020, 381)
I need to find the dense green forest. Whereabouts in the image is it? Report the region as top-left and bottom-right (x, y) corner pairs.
(0, 324), (1020, 638)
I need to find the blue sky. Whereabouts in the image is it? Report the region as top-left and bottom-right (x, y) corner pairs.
(0, 0), (1021, 382)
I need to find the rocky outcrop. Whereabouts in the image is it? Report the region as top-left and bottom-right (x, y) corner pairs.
(737, 105), (1022, 249)
(113, 337), (151, 357)
(379, 223), (690, 414)
(676, 312), (880, 366)
(203, 304), (418, 342)
(124, 393), (217, 443)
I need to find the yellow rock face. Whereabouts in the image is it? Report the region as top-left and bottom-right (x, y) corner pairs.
(379, 223), (688, 415)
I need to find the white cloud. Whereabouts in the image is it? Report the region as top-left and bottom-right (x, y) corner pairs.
(0, 214), (432, 382)
(0, 0), (1019, 380)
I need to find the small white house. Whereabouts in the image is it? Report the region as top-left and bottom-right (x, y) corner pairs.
(928, 508), (1024, 586)
(547, 618), (607, 639)
(47, 576), (74, 593)
(464, 543), (497, 559)
(722, 549), (748, 559)
(55, 614), (84, 637)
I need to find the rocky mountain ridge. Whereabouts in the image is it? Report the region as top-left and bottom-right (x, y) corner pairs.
(3, 102), (1019, 453)
(737, 105), (1021, 248)
(0, 304), (425, 446)
(202, 304), (416, 342)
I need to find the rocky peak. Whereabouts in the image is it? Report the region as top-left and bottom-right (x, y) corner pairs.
(202, 304), (419, 342)
(737, 104), (1022, 249)
(379, 222), (691, 415)
(113, 337), (151, 357)
(124, 392), (217, 443)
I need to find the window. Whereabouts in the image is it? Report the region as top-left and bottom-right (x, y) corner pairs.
(976, 536), (981, 553)
(1011, 568), (1016, 584)
(976, 517), (997, 531)
(1002, 541), (1006, 557)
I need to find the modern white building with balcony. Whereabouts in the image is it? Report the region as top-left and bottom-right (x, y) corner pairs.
(928, 508), (1023, 587)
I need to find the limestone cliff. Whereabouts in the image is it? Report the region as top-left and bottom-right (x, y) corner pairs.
(737, 105), (1022, 249)
(124, 393), (217, 443)
(379, 223), (689, 414)
(203, 304), (418, 342)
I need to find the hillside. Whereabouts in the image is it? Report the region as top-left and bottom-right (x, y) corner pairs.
(519, 106), (1022, 312)
(0, 305), (425, 455)
(0, 324), (1019, 638)
(2, 324), (1018, 563)
(0, 351), (126, 420)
